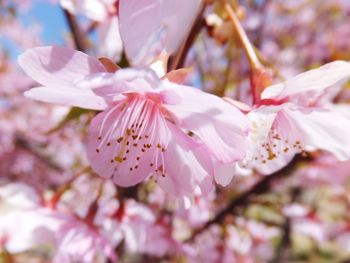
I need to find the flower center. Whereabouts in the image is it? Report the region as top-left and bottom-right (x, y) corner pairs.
(95, 94), (171, 177)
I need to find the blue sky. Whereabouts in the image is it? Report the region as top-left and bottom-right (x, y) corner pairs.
(22, 2), (68, 45)
(1, 2), (68, 59)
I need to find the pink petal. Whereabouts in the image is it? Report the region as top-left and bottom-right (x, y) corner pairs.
(162, 68), (192, 84)
(164, 83), (250, 164)
(97, 17), (123, 61)
(77, 68), (159, 102)
(119, 0), (202, 65)
(157, 123), (213, 198)
(24, 87), (107, 110)
(213, 163), (235, 186)
(18, 46), (105, 88)
(261, 61), (350, 102)
(245, 105), (295, 174)
(87, 95), (173, 187)
(281, 106), (350, 161)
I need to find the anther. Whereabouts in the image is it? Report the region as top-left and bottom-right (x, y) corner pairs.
(187, 131), (194, 137)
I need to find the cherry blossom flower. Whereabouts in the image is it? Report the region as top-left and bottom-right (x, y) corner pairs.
(53, 215), (117, 263)
(293, 153), (350, 187)
(102, 199), (175, 257)
(0, 184), (61, 254)
(242, 61), (350, 173)
(18, 46), (250, 198)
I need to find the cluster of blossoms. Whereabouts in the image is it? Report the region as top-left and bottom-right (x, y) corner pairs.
(2, 0), (350, 262)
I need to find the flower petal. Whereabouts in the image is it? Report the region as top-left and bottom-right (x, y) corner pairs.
(282, 106), (350, 161)
(77, 68), (160, 101)
(244, 105), (295, 174)
(87, 107), (154, 186)
(213, 162), (235, 186)
(24, 87), (107, 110)
(97, 17), (123, 62)
(163, 83), (250, 164)
(261, 61), (350, 102)
(157, 123), (213, 198)
(119, 0), (202, 65)
(18, 46), (105, 88)
(87, 95), (173, 187)
(162, 68), (192, 84)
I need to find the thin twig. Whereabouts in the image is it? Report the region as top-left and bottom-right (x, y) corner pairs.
(62, 8), (88, 52)
(15, 133), (64, 173)
(224, 0), (262, 70)
(272, 187), (301, 263)
(168, 3), (206, 71)
(187, 155), (308, 242)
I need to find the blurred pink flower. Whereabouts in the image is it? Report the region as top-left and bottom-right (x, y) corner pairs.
(0, 184), (61, 254)
(101, 199), (175, 257)
(18, 46), (249, 198)
(294, 153), (350, 187)
(53, 215), (117, 263)
(243, 61), (350, 173)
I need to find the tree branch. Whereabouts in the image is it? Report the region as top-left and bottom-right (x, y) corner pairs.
(167, 3), (206, 71)
(187, 155), (308, 242)
(15, 133), (64, 173)
(62, 8), (88, 52)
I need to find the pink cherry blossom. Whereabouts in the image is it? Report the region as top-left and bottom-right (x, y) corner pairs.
(242, 61), (350, 174)
(53, 215), (117, 263)
(293, 153), (350, 187)
(18, 46), (250, 198)
(0, 184), (61, 254)
(100, 199), (176, 257)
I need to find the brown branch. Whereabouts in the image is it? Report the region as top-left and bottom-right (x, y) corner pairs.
(273, 216), (291, 263)
(15, 133), (64, 173)
(272, 187), (300, 263)
(187, 155), (308, 242)
(167, 3), (206, 71)
(62, 8), (88, 52)
(224, 0), (262, 70)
